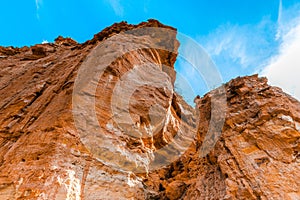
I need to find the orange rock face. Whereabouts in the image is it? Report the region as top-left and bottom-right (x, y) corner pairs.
(146, 75), (300, 199)
(0, 20), (299, 200)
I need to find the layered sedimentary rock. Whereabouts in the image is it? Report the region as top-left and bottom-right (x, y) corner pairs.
(0, 20), (299, 200)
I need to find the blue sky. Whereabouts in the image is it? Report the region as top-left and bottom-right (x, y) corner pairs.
(0, 0), (291, 46)
(1, 0), (300, 104)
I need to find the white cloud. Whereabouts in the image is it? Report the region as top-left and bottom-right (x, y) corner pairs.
(35, 0), (43, 19)
(197, 1), (300, 102)
(106, 0), (124, 17)
(276, 2), (300, 40)
(197, 18), (278, 83)
(35, 0), (42, 10)
(200, 24), (250, 67)
(262, 18), (300, 100)
(261, 2), (300, 100)
(275, 0), (282, 40)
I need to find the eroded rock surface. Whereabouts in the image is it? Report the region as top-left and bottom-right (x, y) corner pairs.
(0, 20), (299, 200)
(145, 75), (300, 200)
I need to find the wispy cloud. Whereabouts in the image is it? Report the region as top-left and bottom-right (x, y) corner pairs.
(205, 25), (251, 68)
(35, 0), (41, 10)
(106, 0), (124, 17)
(276, 1), (300, 41)
(197, 18), (279, 82)
(35, 0), (43, 19)
(143, 0), (150, 13)
(275, 0), (282, 40)
(197, 1), (300, 95)
(262, 3), (300, 100)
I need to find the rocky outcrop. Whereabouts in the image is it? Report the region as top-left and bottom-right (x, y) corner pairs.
(0, 20), (299, 200)
(146, 75), (300, 199)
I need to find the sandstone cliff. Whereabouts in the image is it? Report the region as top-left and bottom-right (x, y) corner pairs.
(0, 20), (299, 200)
